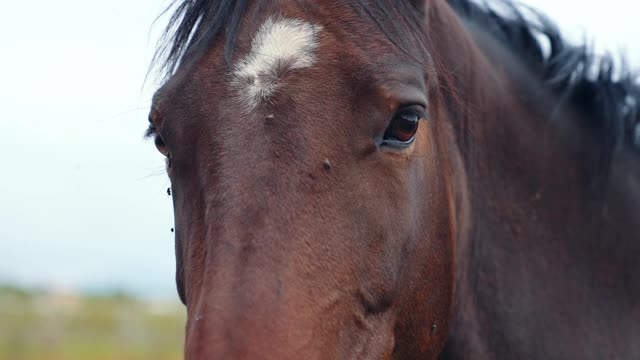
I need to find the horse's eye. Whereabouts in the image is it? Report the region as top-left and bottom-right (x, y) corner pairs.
(382, 108), (424, 147)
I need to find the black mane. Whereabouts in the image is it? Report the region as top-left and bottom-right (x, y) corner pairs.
(449, 0), (640, 157)
(153, 0), (640, 155)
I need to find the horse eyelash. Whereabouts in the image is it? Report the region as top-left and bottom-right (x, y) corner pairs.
(144, 125), (157, 139)
(395, 105), (427, 122)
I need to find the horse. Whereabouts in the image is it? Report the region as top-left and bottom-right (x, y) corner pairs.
(146, 0), (640, 358)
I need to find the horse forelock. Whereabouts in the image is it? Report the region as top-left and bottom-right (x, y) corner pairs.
(152, 0), (427, 78)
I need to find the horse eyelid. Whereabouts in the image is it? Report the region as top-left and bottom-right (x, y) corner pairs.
(395, 105), (427, 122)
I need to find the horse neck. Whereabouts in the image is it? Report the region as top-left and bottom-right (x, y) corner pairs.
(428, 3), (640, 359)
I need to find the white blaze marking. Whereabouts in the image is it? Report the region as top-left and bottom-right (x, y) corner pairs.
(233, 17), (322, 109)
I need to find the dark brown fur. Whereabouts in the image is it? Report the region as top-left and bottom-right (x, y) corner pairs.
(147, 1), (639, 358)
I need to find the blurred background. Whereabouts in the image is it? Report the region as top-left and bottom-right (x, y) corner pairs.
(0, 0), (637, 359)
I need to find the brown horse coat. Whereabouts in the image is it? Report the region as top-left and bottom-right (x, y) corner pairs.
(147, 1), (640, 358)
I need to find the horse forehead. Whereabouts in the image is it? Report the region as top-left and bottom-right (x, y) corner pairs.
(231, 16), (323, 110)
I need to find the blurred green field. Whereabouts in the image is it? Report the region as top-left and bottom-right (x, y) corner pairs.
(0, 285), (186, 360)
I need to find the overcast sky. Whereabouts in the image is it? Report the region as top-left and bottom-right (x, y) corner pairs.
(1, 0), (638, 299)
